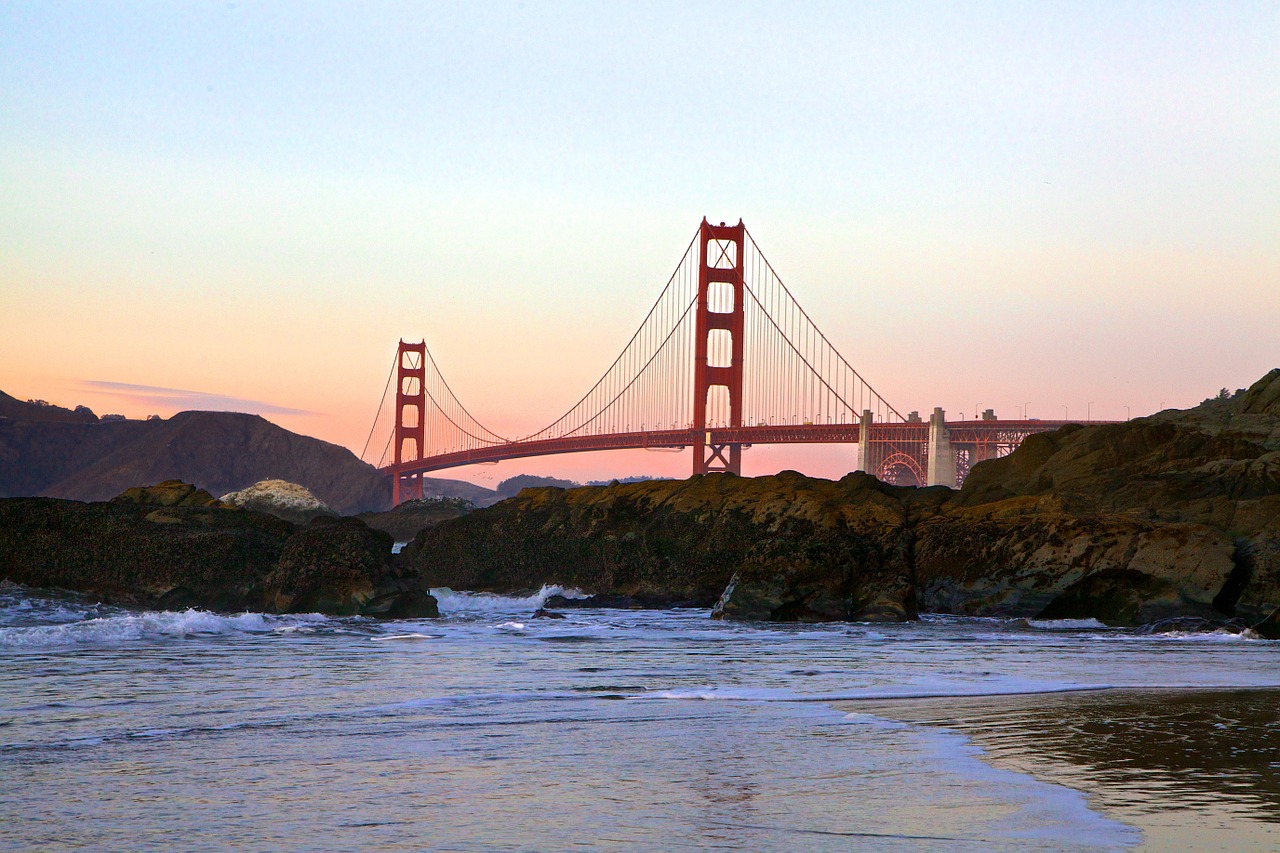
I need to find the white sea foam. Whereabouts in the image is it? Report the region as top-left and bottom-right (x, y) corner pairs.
(430, 585), (588, 615)
(1144, 628), (1265, 642)
(643, 677), (1116, 704)
(1024, 618), (1109, 630)
(0, 608), (332, 649)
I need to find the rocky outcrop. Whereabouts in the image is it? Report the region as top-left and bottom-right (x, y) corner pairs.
(114, 479), (225, 508)
(402, 470), (938, 621)
(916, 370), (1280, 626)
(494, 475), (580, 500)
(913, 499), (1240, 623)
(0, 496), (294, 611)
(0, 483), (438, 618)
(220, 479), (336, 525)
(1253, 606), (1280, 640)
(262, 516), (437, 617)
(357, 497), (474, 542)
(403, 370), (1280, 627)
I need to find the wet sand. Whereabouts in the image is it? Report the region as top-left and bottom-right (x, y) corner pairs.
(843, 688), (1280, 850)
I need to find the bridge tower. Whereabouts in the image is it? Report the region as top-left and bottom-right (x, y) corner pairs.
(693, 219), (746, 475)
(393, 340), (427, 504)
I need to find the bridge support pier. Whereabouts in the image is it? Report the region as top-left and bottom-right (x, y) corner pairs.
(395, 472), (424, 504)
(926, 407), (957, 488)
(855, 409), (873, 473)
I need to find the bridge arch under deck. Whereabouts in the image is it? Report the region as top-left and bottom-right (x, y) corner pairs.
(876, 452), (927, 487)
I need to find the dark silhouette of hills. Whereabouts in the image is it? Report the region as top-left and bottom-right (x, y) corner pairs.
(494, 474), (581, 499)
(0, 391), (99, 424)
(0, 399), (495, 514)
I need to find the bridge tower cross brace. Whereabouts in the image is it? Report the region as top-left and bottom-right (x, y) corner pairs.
(393, 339), (427, 505)
(692, 219), (746, 476)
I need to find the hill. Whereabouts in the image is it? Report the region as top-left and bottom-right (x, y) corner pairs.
(0, 390), (99, 424)
(0, 402), (495, 514)
(494, 474), (581, 499)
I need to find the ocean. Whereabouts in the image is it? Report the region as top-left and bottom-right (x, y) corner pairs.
(3, 582), (1278, 851)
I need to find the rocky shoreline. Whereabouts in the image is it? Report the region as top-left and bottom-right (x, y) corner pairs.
(0, 481), (438, 618)
(401, 369), (1280, 631)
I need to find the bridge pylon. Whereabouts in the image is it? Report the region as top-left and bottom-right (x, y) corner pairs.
(693, 218), (746, 475)
(393, 339), (427, 504)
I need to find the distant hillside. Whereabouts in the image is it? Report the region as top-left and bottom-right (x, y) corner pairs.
(0, 391), (98, 424)
(0, 402), (496, 514)
(494, 474), (581, 499)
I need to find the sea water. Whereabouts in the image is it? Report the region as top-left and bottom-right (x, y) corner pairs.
(3, 582), (1278, 851)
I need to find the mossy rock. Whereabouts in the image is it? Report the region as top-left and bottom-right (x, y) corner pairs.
(112, 480), (223, 508)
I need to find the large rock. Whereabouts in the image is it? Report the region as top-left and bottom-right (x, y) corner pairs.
(264, 516), (437, 617)
(0, 496), (294, 611)
(113, 479), (224, 508)
(403, 470), (932, 621)
(913, 498), (1240, 622)
(1252, 606), (1280, 640)
(220, 479), (336, 525)
(0, 495), (438, 618)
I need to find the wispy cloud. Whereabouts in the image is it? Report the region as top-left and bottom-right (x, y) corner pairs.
(79, 380), (318, 417)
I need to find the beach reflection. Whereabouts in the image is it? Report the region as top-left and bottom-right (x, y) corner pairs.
(867, 689), (1280, 849)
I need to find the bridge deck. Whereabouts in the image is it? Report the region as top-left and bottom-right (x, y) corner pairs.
(382, 420), (1085, 477)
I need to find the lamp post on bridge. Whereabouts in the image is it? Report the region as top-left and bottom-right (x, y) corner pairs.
(1023, 401), (1031, 420)
(1061, 404), (1068, 420)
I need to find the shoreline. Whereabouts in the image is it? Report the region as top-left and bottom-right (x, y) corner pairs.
(840, 687), (1280, 850)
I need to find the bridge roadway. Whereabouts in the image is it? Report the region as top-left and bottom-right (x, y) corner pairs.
(382, 419), (1082, 487)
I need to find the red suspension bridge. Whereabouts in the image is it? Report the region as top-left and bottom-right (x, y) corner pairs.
(363, 220), (1082, 503)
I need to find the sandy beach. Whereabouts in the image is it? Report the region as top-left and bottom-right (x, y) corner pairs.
(845, 688), (1280, 850)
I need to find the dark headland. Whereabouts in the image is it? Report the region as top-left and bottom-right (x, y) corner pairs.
(1, 369), (1278, 631)
(0, 391), (495, 512)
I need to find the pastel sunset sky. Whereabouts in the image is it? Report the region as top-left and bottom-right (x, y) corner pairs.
(3, 2), (1277, 486)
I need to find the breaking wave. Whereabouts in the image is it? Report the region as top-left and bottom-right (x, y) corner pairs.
(0, 608), (333, 649)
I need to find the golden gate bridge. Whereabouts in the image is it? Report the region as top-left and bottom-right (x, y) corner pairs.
(363, 219), (1081, 503)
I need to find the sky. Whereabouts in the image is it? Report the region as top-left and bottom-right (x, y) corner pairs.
(2, 1), (1277, 487)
